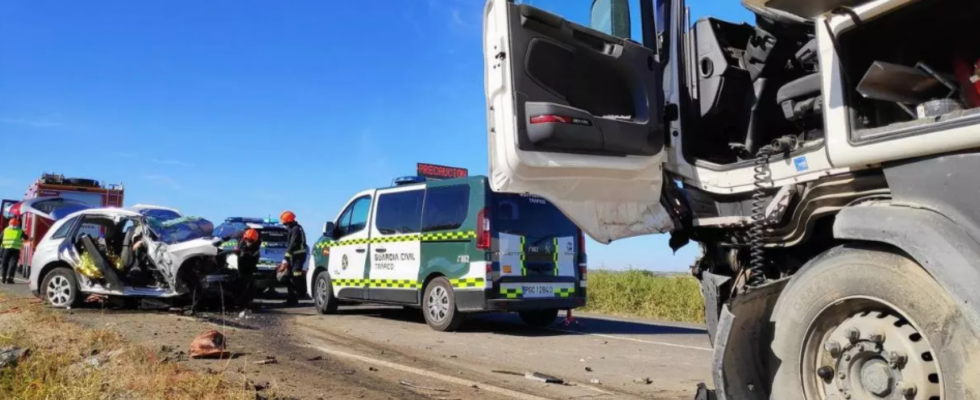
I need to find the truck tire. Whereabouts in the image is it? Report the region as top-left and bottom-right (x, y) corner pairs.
(422, 277), (465, 332)
(768, 244), (980, 400)
(41, 267), (81, 309)
(519, 309), (559, 328)
(313, 271), (338, 315)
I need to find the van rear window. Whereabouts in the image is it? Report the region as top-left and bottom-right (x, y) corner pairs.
(492, 193), (578, 239)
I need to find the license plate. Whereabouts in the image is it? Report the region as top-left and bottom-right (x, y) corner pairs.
(264, 249), (285, 257)
(521, 285), (554, 298)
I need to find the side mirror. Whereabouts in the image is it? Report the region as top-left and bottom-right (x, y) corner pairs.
(590, 0), (631, 39)
(323, 222), (336, 239)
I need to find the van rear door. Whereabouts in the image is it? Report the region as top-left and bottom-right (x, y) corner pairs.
(493, 192), (580, 298)
(483, 0), (672, 244)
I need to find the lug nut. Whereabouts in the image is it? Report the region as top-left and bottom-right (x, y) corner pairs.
(897, 381), (917, 397)
(844, 354), (852, 362)
(825, 340), (842, 357)
(817, 366), (834, 380)
(839, 371), (847, 379)
(845, 327), (861, 343)
(888, 351), (908, 368)
(869, 331), (885, 344)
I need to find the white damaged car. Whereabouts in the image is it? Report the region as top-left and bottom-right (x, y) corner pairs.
(27, 201), (236, 308)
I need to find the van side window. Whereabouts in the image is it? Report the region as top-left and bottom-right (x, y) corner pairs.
(338, 196), (371, 238)
(51, 217), (78, 239)
(422, 185), (470, 232)
(375, 190), (424, 235)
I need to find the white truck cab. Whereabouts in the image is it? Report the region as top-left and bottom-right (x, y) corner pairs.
(484, 0), (980, 398)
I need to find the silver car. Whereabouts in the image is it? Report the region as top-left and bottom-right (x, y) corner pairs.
(28, 203), (234, 308)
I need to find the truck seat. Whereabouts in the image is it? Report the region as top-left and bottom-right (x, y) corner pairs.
(777, 73), (822, 121)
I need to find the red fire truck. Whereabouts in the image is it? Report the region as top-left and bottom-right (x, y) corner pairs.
(1, 174), (124, 278)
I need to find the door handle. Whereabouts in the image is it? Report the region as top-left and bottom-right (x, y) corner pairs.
(375, 248), (387, 253)
(356, 248), (366, 253)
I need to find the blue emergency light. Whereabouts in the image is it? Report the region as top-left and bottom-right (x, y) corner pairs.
(225, 217), (265, 224)
(393, 176), (426, 186)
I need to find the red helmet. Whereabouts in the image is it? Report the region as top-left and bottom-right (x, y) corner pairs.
(8, 218), (19, 227)
(280, 211), (296, 224)
(243, 228), (259, 242)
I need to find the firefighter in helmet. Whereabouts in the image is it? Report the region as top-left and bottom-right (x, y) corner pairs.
(278, 211), (307, 306)
(1, 218), (29, 284)
(231, 228), (261, 306)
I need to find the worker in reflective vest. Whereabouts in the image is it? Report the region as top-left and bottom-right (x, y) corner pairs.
(1, 218), (29, 284)
(279, 211), (308, 306)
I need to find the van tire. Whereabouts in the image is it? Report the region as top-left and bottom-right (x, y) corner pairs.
(519, 309), (559, 328)
(41, 267), (81, 309)
(422, 277), (464, 332)
(313, 271), (338, 315)
(768, 245), (980, 400)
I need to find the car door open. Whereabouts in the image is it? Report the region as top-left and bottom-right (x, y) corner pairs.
(483, 0), (671, 243)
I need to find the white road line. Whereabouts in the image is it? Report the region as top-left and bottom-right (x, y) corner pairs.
(310, 345), (553, 400)
(545, 327), (713, 352)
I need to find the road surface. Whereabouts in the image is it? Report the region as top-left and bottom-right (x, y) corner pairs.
(3, 278), (712, 399)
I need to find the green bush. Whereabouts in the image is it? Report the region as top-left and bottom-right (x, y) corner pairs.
(582, 270), (705, 323)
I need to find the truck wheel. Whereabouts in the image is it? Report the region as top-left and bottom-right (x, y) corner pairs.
(313, 271), (338, 315)
(41, 267), (80, 309)
(422, 277), (464, 332)
(769, 245), (980, 400)
(519, 309), (559, 328)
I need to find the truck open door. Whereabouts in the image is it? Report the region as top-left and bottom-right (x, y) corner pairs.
(483, 0), (671, 244)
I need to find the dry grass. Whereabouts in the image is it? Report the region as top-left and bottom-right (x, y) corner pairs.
(583, 270), (705, 324)
(0, 296), (256, 400)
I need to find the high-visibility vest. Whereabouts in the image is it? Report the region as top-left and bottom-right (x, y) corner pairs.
(2, 227), (24, 250)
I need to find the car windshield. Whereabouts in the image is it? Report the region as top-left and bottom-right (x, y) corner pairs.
(140, 209), (181, 221)
(145, 216), (215, 244)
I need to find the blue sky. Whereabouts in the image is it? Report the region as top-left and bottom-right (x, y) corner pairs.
(0, 0), (750, 271)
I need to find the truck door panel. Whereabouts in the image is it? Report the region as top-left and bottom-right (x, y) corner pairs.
(484, 0), (671, 243)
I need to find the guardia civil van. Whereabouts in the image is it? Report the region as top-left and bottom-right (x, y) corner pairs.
(305, 175), (587, 331)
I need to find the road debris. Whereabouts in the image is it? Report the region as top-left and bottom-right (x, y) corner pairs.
(491, 370), (523, 376)
(524, 371), (563, 384)
(254, 357), (278, 365)
(238, 310), (253, 320)
(588, 378), (602, 385)
(343, 369), (355, 375)
(307, 355), (323, 361)
(633, 377), (653, 385)
(0, 347), (29, 368)
(368, 366), (379, 372)
(585, 366), (593, 372)
(85, 294), (108, 303)
(189, 330), (229, 359)
(399, 380), (450, 392)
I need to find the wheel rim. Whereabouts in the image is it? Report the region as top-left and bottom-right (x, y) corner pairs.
(802, 297), (942, 400)
(316, 277), (328, 306)
(46, 275), (72, 307)
(427, 286), (449, 323)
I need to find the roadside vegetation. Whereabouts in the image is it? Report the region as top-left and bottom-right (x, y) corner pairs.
(0, 296), (256, 400)
(583, 270), (705, 324)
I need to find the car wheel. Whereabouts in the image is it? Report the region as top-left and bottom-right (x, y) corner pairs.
(42, 267), (80, 309)
(519, 309), (559, 328)
(769, 245), (980, 400)
(314, 272), (338, 315)
(422, 277), (464, 332)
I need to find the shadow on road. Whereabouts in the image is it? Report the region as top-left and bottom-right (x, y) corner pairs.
(288, 304), (707, 338)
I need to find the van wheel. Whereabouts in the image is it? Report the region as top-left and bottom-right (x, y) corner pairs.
(42, 267), (80, 309)
(769, 245), (980, 400)
(314, 271), (338, 315)
(519, 309), (559, 328)
(422, 277), (464, 332)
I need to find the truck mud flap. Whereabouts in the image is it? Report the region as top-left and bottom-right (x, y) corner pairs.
(79, 236), (126, 291)
(711, 278), (787, 400)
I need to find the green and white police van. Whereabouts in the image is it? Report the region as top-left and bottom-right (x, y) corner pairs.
(305, 175), (587, 331)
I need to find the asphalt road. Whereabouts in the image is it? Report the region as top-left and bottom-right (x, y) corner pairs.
(5, 278), (712, 399)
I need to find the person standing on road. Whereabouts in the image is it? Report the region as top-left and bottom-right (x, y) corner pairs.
(1, 218), (29, 284)
(230, 228), (261, 306)
(279, 211), (308, 306)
